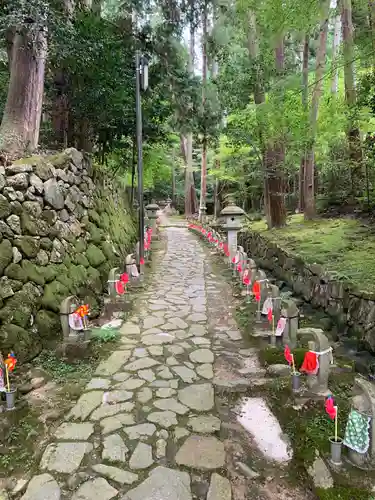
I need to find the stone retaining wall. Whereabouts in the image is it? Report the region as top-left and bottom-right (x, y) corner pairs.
(238, 230), (375, 352)
(0, 148), (136, 361)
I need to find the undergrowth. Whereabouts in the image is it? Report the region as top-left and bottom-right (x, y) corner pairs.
(35, 351), (95, 382)
(0, 409), (43, 474)
(91, 326), (120, 343)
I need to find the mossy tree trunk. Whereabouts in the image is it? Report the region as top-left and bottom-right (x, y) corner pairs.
(266, 36), (287, 229)
(298, 34), (309, 213)
(0, 27), (47, 157)
(198, 0), (208, 221)
(341, 0), (363, 198)
(247, 10), (269, 226)
(184, 12), (198, 217)
(304, 0), (330, 220)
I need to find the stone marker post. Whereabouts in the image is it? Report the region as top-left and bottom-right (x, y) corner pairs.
(267, 284), (281, 346)
(107, 267), (121, 298)
(248, 258), (257, 284)
(255, 269), (268, 322)
(345, 377), (375, 469)
(220, 202), (245, 267)
(299, 327), (332, 397)
(281, 298), (299, 348)
(60, 296), (91, 357)
(60, 295), (80, 341)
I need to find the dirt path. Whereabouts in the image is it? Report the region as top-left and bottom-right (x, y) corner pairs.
(16, 223), (315, 500)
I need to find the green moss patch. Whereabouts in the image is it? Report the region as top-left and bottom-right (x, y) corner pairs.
(86, 244), (106, 267)
(5, 263), (27, 282)
(0, 239), (13, 274)
(0, 324), (42, 361)
(248, 214), (375, 293)
(35, 310), (61, 339)
(259, 345), (307, 369)
(14, 236), (40, 258)
(316, 486), (372, 500)
(21, 260), (45, 286)
(42, 280), (69, 312)
(0, 409), (44, 475)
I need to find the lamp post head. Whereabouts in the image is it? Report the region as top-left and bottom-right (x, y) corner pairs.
(220, 202), (245, 229)
(145, 202), (159, 219)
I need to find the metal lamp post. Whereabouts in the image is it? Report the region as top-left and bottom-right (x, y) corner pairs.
(135, 51), (148, 276)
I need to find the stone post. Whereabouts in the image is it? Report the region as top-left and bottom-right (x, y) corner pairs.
(248, 258), (258, 285)
(281, 298), (299, 348)
(345, 378), (375, 469)
(59, 296), (91, 357)
(126, 253), (140, 285)
(220, 202), (245, 267)
(299, 327), (332, 396)
(255, 269), (268, 323)
(60, 295), (80, 341)
(107, 267), (120, 298)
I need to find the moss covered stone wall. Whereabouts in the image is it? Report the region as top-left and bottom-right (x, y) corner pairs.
(0, 148), (136, 361)
(239, 230), (375, 353)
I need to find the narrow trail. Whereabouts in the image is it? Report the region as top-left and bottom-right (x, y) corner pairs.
(18, 222), (314, 500)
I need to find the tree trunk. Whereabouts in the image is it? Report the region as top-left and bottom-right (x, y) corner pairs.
(369, 0), (375, 72)
(77, 117), (93, 152)
(51, 0), (74, 147)
(266, 36), (286, 228)
(213, 176), (220, 219)
(131, 137), (136, 206)
(199, 0), (208, 222)
(331, 5), (341, 94)
(304, 0), (330, 220)
(0, 27), (47, 157)
(172, 163), (176, 206)
(183, 17), (198, 217)
(184, 134), (198, 215)
(342, 0), (363, 197)
(298, 34), (309, 212)
(247, 11), (269, 225)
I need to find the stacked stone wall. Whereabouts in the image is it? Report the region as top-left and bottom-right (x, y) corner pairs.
(0, 148), (136, 361)
(239, 230), (375, 351)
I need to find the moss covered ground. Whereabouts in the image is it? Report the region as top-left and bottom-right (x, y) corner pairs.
(248, 214), (375, 293)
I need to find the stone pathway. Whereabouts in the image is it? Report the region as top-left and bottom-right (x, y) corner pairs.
(18, 223), (308, 500)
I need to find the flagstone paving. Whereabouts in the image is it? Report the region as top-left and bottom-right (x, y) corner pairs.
(19, 225), (260, 500)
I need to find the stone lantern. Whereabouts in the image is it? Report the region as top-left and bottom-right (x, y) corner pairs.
(145, 202), (160, 234)
(220, 202), (245, 262)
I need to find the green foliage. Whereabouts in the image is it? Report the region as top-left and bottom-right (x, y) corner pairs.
(35, 351), (93, 382)
(91, 326), (120, 343)
(316, 486), (372, 500)
(0, 409), (43, 474)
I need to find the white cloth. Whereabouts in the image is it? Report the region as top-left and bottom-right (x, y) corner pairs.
(131, 264), (139, 277)
(276, 317), (287, 336)
(69, 313), (83, 330)
(310, 347), (334, 364)
(262, 297), (273, 315)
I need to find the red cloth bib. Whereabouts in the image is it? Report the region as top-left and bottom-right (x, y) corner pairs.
(300, 351), (319, 375)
